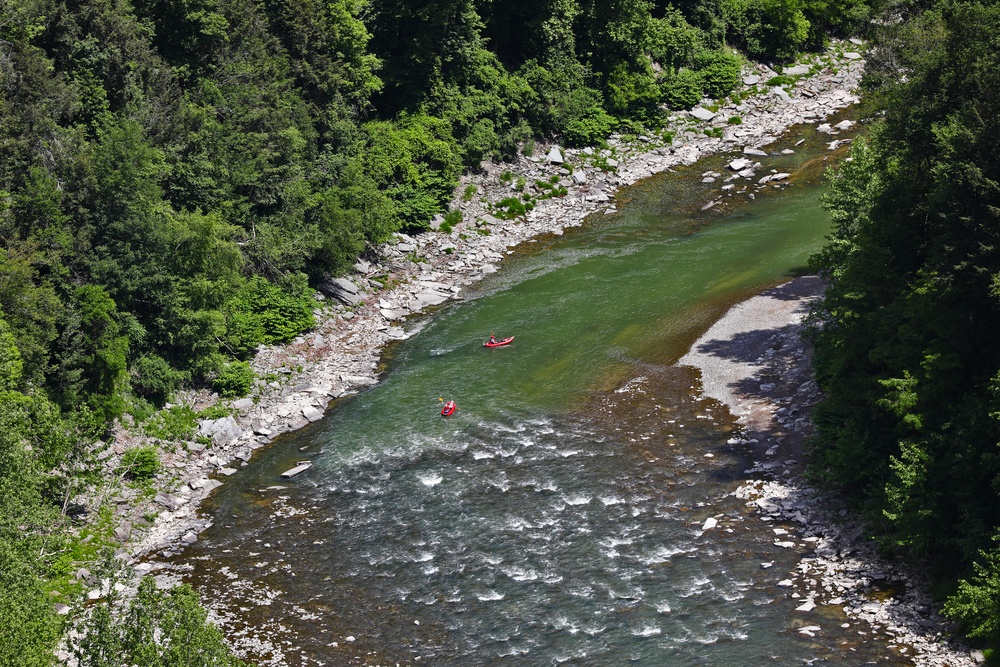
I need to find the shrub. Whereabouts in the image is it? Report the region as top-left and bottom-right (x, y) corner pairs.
(694, 50), (742, 99)
(119, 446), (161, 481)
(441, 209), (462, 233)
(462, 184), (478, 202)
(556, 87), (615, 148)
(661, 69), (703, 110)
(143, 405), (198, 441)
(223, 275), (315, 356)
(212, 361), (255, 398)
(493, 197), (527, 220)
(729, 115), (743, 124)
(132, 354), (186, 407)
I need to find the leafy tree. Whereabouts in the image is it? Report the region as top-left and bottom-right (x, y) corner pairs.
(809, 0), (1000, 588)
(73, 569), (249, 667)
(723, 0), (810, 61)
(212, 361), (255, 398)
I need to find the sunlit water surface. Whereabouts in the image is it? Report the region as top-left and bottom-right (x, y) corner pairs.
(173, 117), (911, 666)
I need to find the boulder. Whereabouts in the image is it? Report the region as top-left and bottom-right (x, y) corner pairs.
(727, 158), (750, 171)
(317, 277), (363, 306)
(689, 107), (716, 121)
(783, 64), (810, 76)
(546, 147), (564, 164)
(198, 416), (243, 446)
(571, 170), (588, 185)
(154, 492), (184, 511)
(742, 74), (760, 85)
(281, 463), (312, 478)
(302, 406), (324, 422)
(407, 289), (451, 311)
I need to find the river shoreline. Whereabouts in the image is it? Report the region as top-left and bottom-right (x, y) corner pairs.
(81, 36), (948, 664)
(124, 40), (867, 563)
(679, 276), (979, 666)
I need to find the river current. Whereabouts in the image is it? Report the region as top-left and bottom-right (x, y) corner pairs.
(172, 117), (912, 666)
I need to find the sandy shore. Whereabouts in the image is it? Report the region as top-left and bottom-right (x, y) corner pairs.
(679, 276), (979, 666)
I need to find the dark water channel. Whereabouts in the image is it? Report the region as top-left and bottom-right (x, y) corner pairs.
(172, 116), (911, 666)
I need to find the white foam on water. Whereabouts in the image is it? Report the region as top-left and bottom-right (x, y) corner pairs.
(654, 601), (672, 614)
(472, 450), (495, 460)
(632, 625), (662, 637)
(529, 478), (558, 493)
(678, 576), (713, 599)
(413, 551), (435, 562)
(557, 449), (581, 458)
(477, 590), (505, 601)
(566, 585), (595, 599)
(599, 494), (625, 506)
(638, 544), (692, 565)
(418, 472), (443, 487)
(562, 493), (593, 506)
(487, 476), (510, 492)
(501, 565), (539, 582)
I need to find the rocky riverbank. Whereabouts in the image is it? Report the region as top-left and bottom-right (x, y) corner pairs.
(119, 40), (867, 564)
(78, 37), (883, 643)
(679, 276), (981, 666)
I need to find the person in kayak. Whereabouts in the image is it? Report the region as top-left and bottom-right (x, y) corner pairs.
(489, 333), (498, 345)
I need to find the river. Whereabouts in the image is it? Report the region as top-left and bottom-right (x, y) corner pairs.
(170, 116), (912, 666)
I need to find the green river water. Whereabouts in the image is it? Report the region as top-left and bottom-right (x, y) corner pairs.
(171, 115), (915, 666)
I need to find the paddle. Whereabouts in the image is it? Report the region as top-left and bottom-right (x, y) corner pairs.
(438, 397), (460, 412)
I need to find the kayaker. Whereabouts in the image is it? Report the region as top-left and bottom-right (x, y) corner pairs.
(489, 334), (498, 345)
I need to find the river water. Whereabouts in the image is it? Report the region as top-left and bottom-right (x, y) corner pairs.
(172, 118), (911, 666)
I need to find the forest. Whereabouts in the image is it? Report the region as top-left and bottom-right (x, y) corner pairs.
(7, 0), (998, 663)
(808, 0), (1000, 653)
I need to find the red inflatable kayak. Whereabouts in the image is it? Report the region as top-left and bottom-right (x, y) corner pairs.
(483, 336), (514, 348)
(441, 400), (457, 416)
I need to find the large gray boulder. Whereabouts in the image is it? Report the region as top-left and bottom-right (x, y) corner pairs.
(317, 277), (363, 306)
(198, 416), (244, 445)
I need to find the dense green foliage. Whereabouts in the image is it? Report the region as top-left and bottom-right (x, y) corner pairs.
(73, 572), (249, 667)
(0, 0), (874, 663)
(807, 0), (1000, 648)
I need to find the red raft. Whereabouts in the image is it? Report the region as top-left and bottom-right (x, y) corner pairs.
(483, 336), (514, 348)
(441, 400), (457, 416)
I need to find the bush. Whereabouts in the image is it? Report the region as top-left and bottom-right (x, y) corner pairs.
(694, 50), (742, 99)
(943, 546), (1000, 646)
(223, 275), (315, 356)
(440, 208), (462, 233)
(119, 446), (161, 481)
(662, 69), (703, 110)
(212, 361), (255, 398)
(143, 405), (198, 441)
(555, 87), (615, 148)
(493, 197), (527, 220)
(724, 0), (810, 61)
(132, 354), (186, 407)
